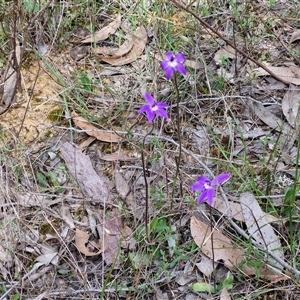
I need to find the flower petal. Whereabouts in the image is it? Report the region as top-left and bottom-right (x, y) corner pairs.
(164, 52), (175, 61)
(175, 53), (185, 63)
(138, 105), (155, 122)
(206, 188), (215, 206)
(161, 60), (169, 70)
(198, 190), (208, 204)
(144, 93), (155, 106)
(190, 176), (209, 191)
(156, 102), (169, 109)
(145, 110), (155, 122)
(156, 108), (168, 119)
(211, 173), (231, 186)
(197, 176), (210, 185)
(164, 67), (174, 80)
(175, 63), (187, 76)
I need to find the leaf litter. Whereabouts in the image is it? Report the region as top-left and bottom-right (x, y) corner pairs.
(2, 2), (300, 299)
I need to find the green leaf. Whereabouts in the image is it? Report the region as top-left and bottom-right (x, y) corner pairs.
(11, 293), (20, 300)
(192, 282), (216, 293)
(58, 269), (69, 275)
(222, 273), (234, 289)
(36, 172), (49, 187)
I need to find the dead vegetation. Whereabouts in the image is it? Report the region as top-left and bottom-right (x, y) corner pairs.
(1, 0), (300, 299)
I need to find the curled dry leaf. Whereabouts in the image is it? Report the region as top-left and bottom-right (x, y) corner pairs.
(99, 26), (147, 66)
(96, 24), (134, 57)
(75, 228), (106, 256)
(255, 65), (300, 85)
(190, 213), (279, 279)
(81, 14), (122, 44)
(71, 111), (121, 143)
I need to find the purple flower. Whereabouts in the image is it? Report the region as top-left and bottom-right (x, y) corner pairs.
(138, 93), (169, 122)
(190, 173), (231, 206)
(161, 52), (187, 80)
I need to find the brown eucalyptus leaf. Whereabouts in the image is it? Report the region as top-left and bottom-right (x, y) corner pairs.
(71, 111), (121, 143)
(81, 15), (121, 43)
(59, 141), (114, 206)
(190, 214), (278, 279)
(96, 24), (134, 57)
(255, 66), (300, 85)
(75, 228), (106, 256)
(99, 26), (147, 66)
(96, 209), (127, 265)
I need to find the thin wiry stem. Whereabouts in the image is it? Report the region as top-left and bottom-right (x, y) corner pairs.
(171, 73), (183, 203)
(140, 122), (154, 242)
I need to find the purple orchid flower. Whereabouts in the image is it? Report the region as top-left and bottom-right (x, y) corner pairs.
(190, 173), (231, 206)
(138, 93), (169, 122)
(161, 52), (187, 80)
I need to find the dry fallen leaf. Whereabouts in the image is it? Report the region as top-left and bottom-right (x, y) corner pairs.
(290, 29), (300, 44)
(98, 152), (138, 161)
(250, 101), (297, 153)
(114, 170), (130, 199)
(195, 255), (214, 277)
(282, 85), (300, 128)
(214, 197), (278, 224)
(220, 288), (232, 300)
(75, 228), (106, 256)
(251, 102), (293, 135)
(81, 14), (122, 43)
(59, 141), (114, 206)
(190, 213), (278, 278)
(96, 209), (133, 265)
(190, 214), (253, 274)
(96, 23), (134, 57)
(60, 205), (75, 229)
(71, 111), (121, 143)
(255, 65), (300, 85)
(240, 192), (284, 268)
(99, 26), (147, 66)
(214, 45), (237, 65)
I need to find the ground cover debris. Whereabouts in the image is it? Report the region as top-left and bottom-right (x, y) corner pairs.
(0, 0), (300, 299)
